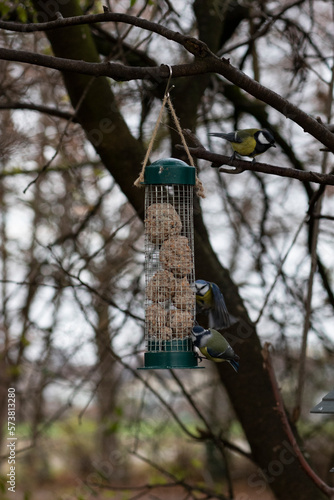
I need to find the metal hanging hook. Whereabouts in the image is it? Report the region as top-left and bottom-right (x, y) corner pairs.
(164, 64), (174, 97)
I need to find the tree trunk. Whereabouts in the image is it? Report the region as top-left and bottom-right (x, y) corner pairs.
(94, 302), (120, 465)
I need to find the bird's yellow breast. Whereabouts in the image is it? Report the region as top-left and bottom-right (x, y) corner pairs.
(231, 136), (257, 157)
(196, 289), (213, 309)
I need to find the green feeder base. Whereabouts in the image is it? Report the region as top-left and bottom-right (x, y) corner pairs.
(138, 338), (204, 370)
(138, 350), (203, 370)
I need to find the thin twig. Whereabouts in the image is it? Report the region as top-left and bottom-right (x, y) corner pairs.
(255, 216), (306, 325)
(314, 214), (334, 221)
(218, 0), (306, 56)
(46, 246), (144, 322)
(107, 349), (201, 440)
(0, 160), (101, 178)
(23, 77), (95, 193)
(170, 370), (243, 500)
(130, 449), (229, 499)
(170, 370), (252, 461)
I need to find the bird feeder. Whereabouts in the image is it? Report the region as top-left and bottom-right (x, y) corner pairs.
(139, 158), (201, 369)
(310, 390), (334, 414)
(311, 390), (334, 472)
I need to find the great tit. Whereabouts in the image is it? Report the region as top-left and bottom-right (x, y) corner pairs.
(210, 128), (276, 161)
(195, 279), (231, 329)
(192, 325), (240, 372)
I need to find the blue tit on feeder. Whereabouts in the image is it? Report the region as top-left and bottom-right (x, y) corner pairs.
(209, 128), (276, 162)
(192, 325), (239, 372)
(195, 279), (230, 329)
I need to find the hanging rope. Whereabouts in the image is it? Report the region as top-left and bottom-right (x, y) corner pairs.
(134, 66), (205, 198)
(133, 90), (169, 189)
(166, 94), (205, 198)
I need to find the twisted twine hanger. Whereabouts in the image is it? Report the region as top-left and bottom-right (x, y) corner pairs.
(134, 65), (205, 198)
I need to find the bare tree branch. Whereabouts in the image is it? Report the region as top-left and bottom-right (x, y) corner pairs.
(1, 13), (334, 153)
(0, 102), (75, 121)
(0, 47), (209, 80)
(0, 12), (211, 57)
(177, 144), (334, 186)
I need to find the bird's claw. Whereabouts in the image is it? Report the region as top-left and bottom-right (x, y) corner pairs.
(195, 353), (205, 363)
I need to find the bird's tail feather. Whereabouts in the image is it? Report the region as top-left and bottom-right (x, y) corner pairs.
(209, 132), (227, 138)
(229, 359), (239, 373)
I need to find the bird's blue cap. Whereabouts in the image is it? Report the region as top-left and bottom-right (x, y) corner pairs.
(142, 158), (196, 185)
(192, 325), (206, 335)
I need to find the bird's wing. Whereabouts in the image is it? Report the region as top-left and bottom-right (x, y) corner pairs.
(210, 283), (231, 328)
(206, 346), (225, 359)
(225, 132), (242, 143)
(219, 345), (238, 361)
(210, 132), (242, 143)
(206, 343), (235, 360)
(205, 346), (240, 372)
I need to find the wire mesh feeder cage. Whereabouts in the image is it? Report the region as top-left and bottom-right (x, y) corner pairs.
(139, 158), (202, 369)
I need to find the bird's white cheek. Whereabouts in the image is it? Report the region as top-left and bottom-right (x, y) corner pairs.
(257, 132), (270, 145)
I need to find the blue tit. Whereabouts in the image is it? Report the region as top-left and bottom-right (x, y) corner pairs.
(195, 279), (231, 329)
(210, 128), (276, 162)
(192, 325), (240, 372)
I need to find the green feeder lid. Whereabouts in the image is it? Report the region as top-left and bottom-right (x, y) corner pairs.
(143, 158), (196, 186)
